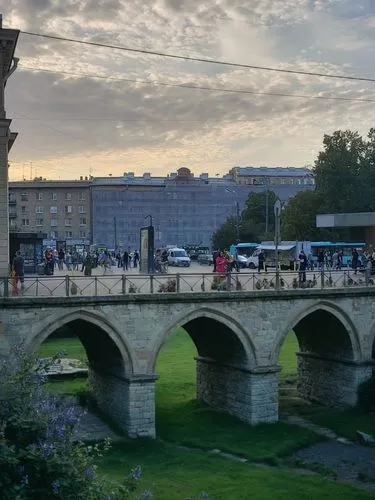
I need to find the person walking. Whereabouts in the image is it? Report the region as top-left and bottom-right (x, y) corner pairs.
(12, 250), (25, 295)
(298, 250), (308, 284)
(122, 250), (129, 271)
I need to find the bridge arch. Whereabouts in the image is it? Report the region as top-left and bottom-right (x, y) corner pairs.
(28, 308), (135, 376)
(272, 300), (365, 408)
(271, 300), (362, 366)
(150, 306), (256, 373)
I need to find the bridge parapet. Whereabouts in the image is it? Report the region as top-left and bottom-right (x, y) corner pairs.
(0, 269), (374, 298)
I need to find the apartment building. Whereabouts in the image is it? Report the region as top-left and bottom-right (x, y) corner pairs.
(91, 166), (315, 249)
(8, 179), (91, 249)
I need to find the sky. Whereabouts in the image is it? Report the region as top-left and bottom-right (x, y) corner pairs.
(3, 0), (375, 180)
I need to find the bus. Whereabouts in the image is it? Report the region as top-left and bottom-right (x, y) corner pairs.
(229, 242), (259, 257)
(311, 241), (366, 267)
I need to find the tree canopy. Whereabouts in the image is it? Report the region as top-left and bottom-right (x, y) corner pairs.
(213, 127), (375, 248)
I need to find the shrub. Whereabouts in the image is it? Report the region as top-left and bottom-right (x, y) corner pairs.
(0, 345), (145, 499)
(158, 279), (177, 293)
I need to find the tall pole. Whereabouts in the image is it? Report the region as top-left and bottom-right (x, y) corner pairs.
(235, 201), (240, 243)
(113, 216), (117, 249)
(274, 200), (281, 289)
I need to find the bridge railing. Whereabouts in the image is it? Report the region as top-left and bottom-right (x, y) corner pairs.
(0, 269), (374, 298)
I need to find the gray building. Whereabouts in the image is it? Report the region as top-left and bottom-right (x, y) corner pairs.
(8, 179), (91, 250)
(91, 166), (315, 249)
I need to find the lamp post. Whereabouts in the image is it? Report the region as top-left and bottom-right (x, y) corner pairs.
(225, 188), (240, 243)
(113, 216), (117, 250)
(144, 215), (154, 274)
(274, 199), (281, 289)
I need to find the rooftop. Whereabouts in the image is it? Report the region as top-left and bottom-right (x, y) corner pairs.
(232, 166), (314, 177)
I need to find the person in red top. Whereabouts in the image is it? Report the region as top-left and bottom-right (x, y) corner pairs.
(215, 252), (228, 274)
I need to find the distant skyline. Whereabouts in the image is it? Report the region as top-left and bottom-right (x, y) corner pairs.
(4, 1), (375, 181)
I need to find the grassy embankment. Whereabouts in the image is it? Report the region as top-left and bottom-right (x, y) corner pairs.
(38, 330), (375, 499)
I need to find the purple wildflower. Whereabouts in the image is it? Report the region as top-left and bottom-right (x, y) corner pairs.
(131, 465), (142, 480)
(52, 480), (61, 494)
(84, 466), (95, 481)
(141, 490), (153, 500)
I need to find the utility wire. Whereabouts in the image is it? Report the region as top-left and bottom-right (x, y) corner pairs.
(20, 30), (375, 84)
(20, 65), (375, 104)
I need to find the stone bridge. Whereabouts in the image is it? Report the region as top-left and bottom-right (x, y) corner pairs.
(1, 288), (375, 438)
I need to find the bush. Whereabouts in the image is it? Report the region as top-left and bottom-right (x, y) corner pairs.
(0, 345), (146, 499)
(358, 375), (375, 411)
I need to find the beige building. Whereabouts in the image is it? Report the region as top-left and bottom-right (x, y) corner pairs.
(8, 179), (91, 248)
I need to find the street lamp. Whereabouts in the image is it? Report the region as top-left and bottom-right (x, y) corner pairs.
(274, 199), (281, 288)
(225, 188), (240, 243)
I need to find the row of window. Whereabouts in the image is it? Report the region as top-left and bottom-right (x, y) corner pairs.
(18, 192), (86, 201)
(21, 218), (87, 226)
(50, 231), (87, 239)
(20, 206), (86, 214)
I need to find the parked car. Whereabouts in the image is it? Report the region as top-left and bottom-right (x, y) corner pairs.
(197, 254), (214, 265)
(236, 255), (248, 268)
(167, 248), (191, 267)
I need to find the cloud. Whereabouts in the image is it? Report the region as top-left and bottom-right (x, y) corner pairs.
(3, 0), (375, 180)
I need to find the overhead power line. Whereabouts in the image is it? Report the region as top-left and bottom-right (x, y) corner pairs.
(19, 30), (375, 84)
(20, 65), (375, 104)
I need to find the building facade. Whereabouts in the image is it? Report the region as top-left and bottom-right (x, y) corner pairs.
(91, 167), (315, 249)
(8, 167), (315, 253)
(8, 179), (91, 250)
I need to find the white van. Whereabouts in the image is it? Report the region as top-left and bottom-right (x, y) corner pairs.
(168, 248), (191, 267)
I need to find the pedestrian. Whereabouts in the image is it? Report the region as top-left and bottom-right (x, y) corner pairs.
(258, 250), (265, 273)
(122, 250), (129, 271)
(12, 250), (25, 295)
(298, 250), (308, 283)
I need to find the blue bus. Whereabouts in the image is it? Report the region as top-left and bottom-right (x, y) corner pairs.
(229, 242), (259, 257)
(311, 241), (366, 267)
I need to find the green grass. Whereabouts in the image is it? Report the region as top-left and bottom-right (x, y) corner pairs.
(38, 336), (88, 363)
(155, 329), (321, 462)
(37, 330), (375, 498)
(99, 439), (375, 500)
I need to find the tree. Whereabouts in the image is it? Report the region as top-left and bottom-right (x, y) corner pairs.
(314, 130), (367, 213)
(211, 191), (278, 249)
(211, 215), (259, 250)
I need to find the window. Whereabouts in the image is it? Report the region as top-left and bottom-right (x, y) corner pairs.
(65, 219), (72, 227)
(36, 206), (44, 214)
(65, 205), (72, 214)
(21, 206), (26, 213)
(52, 192), (57, 201)
(50, 219), (57, 227)
(78, 205), (85, 213)
(50, 206), (58, 214)
(22, 218), (29, 226)
(80, 230), (86, 238)
(37, 192), (43, 200)
(21, 193), (28, 201)
(65, 231), (73, 238)
(78, 192), (86, 201)
(50, 231), (57, 239)
(36, 218), (44, 226)
(79, 217), (87, 226)
(10, 219), (17, 228)
(65, 193), (72, 201)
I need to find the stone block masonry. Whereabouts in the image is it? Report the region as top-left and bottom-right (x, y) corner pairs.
(1, 288), (375, 438)
(297, 353), (373, 407)
(0, 125), (10, 277)
(196, 357), (279, 425)
(89, 367), (156, 438)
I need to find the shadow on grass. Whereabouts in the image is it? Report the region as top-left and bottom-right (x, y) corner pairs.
(156, 398), (323, 463)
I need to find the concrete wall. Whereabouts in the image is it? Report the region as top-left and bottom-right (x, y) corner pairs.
(1, 288), (375, 437)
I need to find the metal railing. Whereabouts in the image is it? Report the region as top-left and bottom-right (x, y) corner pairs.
(1, 269), (374, 298)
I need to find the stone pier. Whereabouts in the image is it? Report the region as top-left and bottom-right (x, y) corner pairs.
(196, 357), (279, 424)
(297, 352), (373, 407)
(88, 367), (156, 438)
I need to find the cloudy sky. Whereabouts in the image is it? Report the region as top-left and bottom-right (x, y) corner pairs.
(3, 0), (375, 180)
